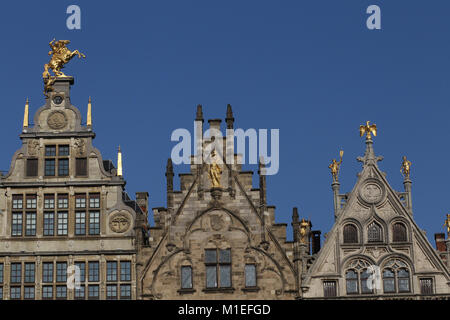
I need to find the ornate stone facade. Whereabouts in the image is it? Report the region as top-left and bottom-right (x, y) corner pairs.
(0, 77), (148, 300)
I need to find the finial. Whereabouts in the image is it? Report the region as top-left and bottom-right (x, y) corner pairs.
(328, 150), (343, 182)
(23, 98), (29, 129)
(196, 104), (204, 122)
(359, 121), (377, 140)
(400, 156), (412, 179)
(166, 158), (173, 175)
(226, 104), (234, 129)
(87, 96), (92, 127)
(117, 145), (123, 176)
(292, 207), (299, 222)
(443, 214), (450, 238)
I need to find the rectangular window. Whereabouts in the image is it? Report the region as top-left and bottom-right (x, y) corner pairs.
(45, 159), (56, 176)
(75, 285), (85, 300)
(44, 194), (55, 209)
(0, 263), (3, 283)
(10, 286), (21, 300)
(24, 263), (35, 283)
(120, 261), (131, 281)
(181, 266), (193, 289)
(76, 158), (87, 176)
(89, 194), (100, 208)
(323, 281), (337, 297)
(120, 284), (131, 300)
(12, 213), (23, 236)
(58, 145), (69, 156)
(26, 195), (37, 209)
(10, 263), (21, 283)
(245, 264), (257, 288)
(75, 194), (86, 208)
(58, 159), (69, 176)
(206, 266), (217, 288)
(107, 261), (117, 282)
(106, 285), (117, 300)
(0, 287), (3, 300)
(12, 195), (23, 209)
(24, 286), (35, 299)
(43, 212), (54, 236)
(75, 262), (85, 282)
(58, 195), (68, 209)
(56, 262), (67, 282)
(45, 146), (56, 156)
(25, 212), (36, 236)
(89, 211), (100, 235)
(88, 262), (99, 282)
(42, 285), (53, 299)
(57, 212), (68, 235)
(42, 262), (53, 283)
(56, 286), (67, 299)
(75, 212), (86, 235)
(26, 159), (38, 177)
(88, 285), (99, 300)
(420, 278), (434, 295)
(205, 249), (231, 288)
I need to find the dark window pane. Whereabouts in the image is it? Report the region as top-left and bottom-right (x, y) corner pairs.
(44, 212), (54, 236)
(323, 281), (337, 297)
(360, 269), (373, 294)
(420, 278), (433, 295)
(75, 285), (85, 299)
(24, 263), (35, 283)
(107, 262), (117, 282)
(107, 285), (117, 300)
(24, 286), (35, 299)
(58, 145), (69, 156)
(45, 146), (56, 156)
(368, 222), (382, 242)
(205, 250), (217, 263)
(45, 159), (55, 176)
(56, 262), (67, 282)
(58, 159), (69, 176)
(0, 263), (3, 283)
(181, 266), (192, 289)
(0, 287), (3, 300)
(10, 287), (21, 300)
(120, 284), (131, 300)
(120, 261), (131, 281)
(76, 158), (87, 176)
(219, 249), (231, 263)
(43, 262), (54, 283)
(88, 285), (99, 300)
(10, 263), (21, 283)
(75, 262), (85, 282)
(343, 225), (358, 243)
(346, 270), (358, 294)
(89, 262), (99, 282)
(393, 223), (407, 242)
(26, 159), (38, 177)
(245, 264), (256, 287)
(75, 212), (86, 235)
(42, 286), (53, 299)
(206, 266), (217, 288)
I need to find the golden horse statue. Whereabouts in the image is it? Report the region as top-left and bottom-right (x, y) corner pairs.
(43, 39), (85, 96)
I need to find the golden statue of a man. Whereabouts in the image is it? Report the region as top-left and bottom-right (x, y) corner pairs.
(400, 156), (412, 179)
(299, 219), (310, 244)
(444, 214), (450, 237)
(43, 39), (85, 96)
(328, 150), (344, 182)
(208, 150), (222, 188)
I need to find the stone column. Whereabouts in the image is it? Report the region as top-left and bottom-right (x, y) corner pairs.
(332, 181), (340, 220)
(403, 178), (413, 216)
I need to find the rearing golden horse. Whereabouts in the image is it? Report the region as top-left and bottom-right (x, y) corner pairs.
(43, 39), (85, 96)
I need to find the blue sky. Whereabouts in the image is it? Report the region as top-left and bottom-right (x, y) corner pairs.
(0, 1), (449, 244)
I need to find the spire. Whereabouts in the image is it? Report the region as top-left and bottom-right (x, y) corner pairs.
(23, 98), (29, 129)
(117, 145), (123, 176)
(357, 121), (383, 166)
(165, 158), (174, 192)
(195, 104), (204, 122)
(87, 96), (92, 127)
(225, 104), (234, 129)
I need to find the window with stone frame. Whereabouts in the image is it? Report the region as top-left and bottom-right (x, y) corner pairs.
(420, 278), (434, 295)
(26, 158), (38, 177)
(367, 222), (382, 243)
(12, 194), (37, 237)
(0, 263), (3, 300)
(205, 248), (232, 289)
(323, 280), (337, 297)
(345, 259), (374, 295)
(244, 264), (257, 288)
(43, 194), (55, 236)
(392, 223), (407, 242)
(76, 158), (88, 176)
(382, 259), (411, 293)
(45, 145), (70, 177)
(343, 224), (358, 244)
(181, 266), (193, 289)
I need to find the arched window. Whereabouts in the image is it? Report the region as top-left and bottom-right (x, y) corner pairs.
(392, 223), (407, 242)
(181, 266), (193, 289)
(345, 270), (358, 294)
(382, 259), (411, 294)
(368, 222), (382, 242)
(345, 259), (374, 295)
(343, 224), (358, 243)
